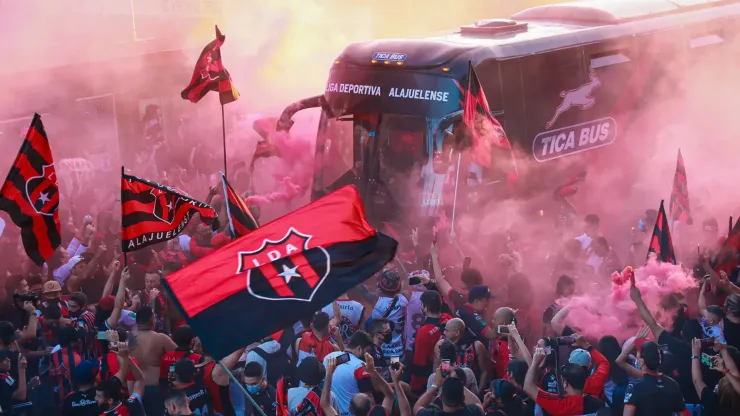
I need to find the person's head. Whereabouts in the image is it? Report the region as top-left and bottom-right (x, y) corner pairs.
(568, 349), (592, 370)
(0, 350), (12, 372)
(296, 356), (325, 387)
(717, 346), (740, 408)
(67, 292), (88, 317)
(346, 331), (374, 359)
(42, 280), (63, 303)
(136, 305), (155, 329)
(26, 273), (44, 295)
(702, 218), (719, 241)
(242, 361), (266, 394)
(58, 325), (82, 350)
(556, 274), (575, 298)
(96, 378), (124, 411)
(174, 359), (197, 385)
(72, 360), (100, 388)
(507, 359), (528, 388)
(172, 325), (198, 350)
(164, 389), (191, 416)
(489, 379), (520, 409)
(311, 311), (331, 338)
(368, 318), (392, 347)
(420, 290), (442, 318)
(583, 214), (600, 237)
(560, 363), (588, 394)
(0, 321), (19, 348)
(42, 304), (63, 329)
(144, 271), (162, 291)
(468, 285), (493, 313)
(438, 339), (458, 363)
(349, 393), (374, 416)
(726, 294), (740, 321)
(563, 239), (583, 262)
(5, 275), (28, 298)
(704, 305), (725, 326)
(443, 318), (465, 343)
(70, 254), (92, 276)
(493, 307), (516, 329)
(378, 269), (401, 295)
(440, 377), (465, 409)
(634, 339), (662, 372)
(460, 268), (483, 290)
(591, 236), (610, 257)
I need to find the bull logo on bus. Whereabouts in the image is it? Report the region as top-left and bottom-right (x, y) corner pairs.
(546, 69), (601, 129)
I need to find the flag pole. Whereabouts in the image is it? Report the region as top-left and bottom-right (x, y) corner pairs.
(218, 360), (268, 416)
(730, 216), (733, 236)
(221, 172), (236, 239)
(120, 166), (127, 268)
(221, 104), (228, 179)
(450, 152), (462, 238)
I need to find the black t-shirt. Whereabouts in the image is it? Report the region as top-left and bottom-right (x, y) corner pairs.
(62, 388), (98, 416)
(418, 404), (485, 416)
(448, 290), (491, 344)
(723, 317), (740, 351)
(623, 373), (685, 415)
(173, 380), (213, 416)
(248, 385), (277, 416)
(700, 385), (736, 416)
(657, 330), (699, 404)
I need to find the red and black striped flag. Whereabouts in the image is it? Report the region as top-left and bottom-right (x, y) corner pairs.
(647, 200), (676, 264)
(181, 26), (240, 105)
(163, 185), (397, 359)
(669, 149), (692, 225)
(712, 218), (740, 279)
(0, 114), (61, 265)
(462, 62), (518, 185)
(221, 173), (259, 238)
(121, 173), (216, 252)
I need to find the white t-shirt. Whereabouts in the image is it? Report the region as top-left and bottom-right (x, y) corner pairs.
(244, 340), (281, 379)
(370, 295), (408, 357)
(404, 291), (424, 352)
(322, 300), (364, 345)
(323, 351), (372, 416)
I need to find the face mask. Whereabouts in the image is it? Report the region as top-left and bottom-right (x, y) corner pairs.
(382, 332), (392, 344)
(245, 384), (261, 394)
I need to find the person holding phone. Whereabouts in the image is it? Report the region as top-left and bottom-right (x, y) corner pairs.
(322, 331), (376, 414)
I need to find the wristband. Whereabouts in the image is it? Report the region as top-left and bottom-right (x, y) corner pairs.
(691, 355), (700, 360)
(430, 384), (440, 390)
(723, 369), (729, 375)
(586, 345), (594, 352)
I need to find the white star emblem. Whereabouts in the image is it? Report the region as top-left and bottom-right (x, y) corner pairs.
(166, 202), (173, 210)
(278, 265), (301, 284)
(38, 192), (50, 204)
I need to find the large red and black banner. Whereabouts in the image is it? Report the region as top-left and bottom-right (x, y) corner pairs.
(462, 62), (518, 185)
(181, 26), (240, 105)
(647, 200), (676, 264)
(221, 173), (259, 238)
(669, 149), (692, 225)
(712, 218), (740, 279)
(121, 173), (216, 252)
(0, 114), (61, 265)
(163, 185), (397, 360)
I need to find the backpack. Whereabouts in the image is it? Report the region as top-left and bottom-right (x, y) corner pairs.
(252, 347), (296, 388)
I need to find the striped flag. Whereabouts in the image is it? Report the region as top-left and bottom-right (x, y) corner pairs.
(647, 200), (676, 264)
(0, 114), (61, 265)
(121, 174), (216, 252)
(221, 173), (259, 238)
(181, 26), (240, 105)
(669, 149), (692, 225)
(462, 62), (517, 185)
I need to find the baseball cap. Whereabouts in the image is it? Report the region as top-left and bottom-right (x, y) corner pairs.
(569, 348), (592, 368)
(296, 356), (325, 386)
(379, 270), (401, 293)
(468, 285), (493, 303)
(0, 321), (19, 343)
(42, 281), (63, 298)
(635, 339), (662, 369)
(67, 256), (84, 270)
(73, 360), (100, 384)
(97, 295), (116, 312)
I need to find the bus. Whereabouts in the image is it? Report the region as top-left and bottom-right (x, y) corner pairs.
(274, 0), (740, 226)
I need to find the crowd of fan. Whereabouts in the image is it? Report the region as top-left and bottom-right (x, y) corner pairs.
(1, 198), (740, 416)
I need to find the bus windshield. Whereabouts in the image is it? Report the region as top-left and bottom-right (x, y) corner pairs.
(313, 111), (456, 219)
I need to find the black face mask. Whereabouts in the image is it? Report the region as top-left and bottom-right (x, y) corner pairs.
(382, 332), (392, 344)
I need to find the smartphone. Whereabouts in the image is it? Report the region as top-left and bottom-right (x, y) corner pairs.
(96, 331), (108, 341)
(498, 325), (510, 334)
(408, 276), (422, 286)
(462, 257), (472, 270)
(701, 353), (714, 368)
(336, 352), (351, 365)
(390, 356), (400, 364)
(391, 362), (401, 371)
(432, 226), (439, 246)
(169, 365), (175, 373)
(441, 359), (451, 377)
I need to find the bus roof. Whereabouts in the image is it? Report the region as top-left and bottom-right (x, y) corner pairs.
(421, 0), (740, 60)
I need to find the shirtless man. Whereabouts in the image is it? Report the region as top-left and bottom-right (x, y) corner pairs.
(130, 305), (176, 416)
